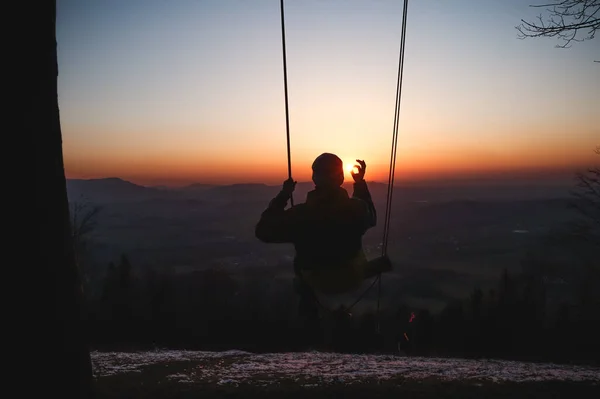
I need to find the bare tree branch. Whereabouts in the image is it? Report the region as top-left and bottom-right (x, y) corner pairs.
(568, 146), (600, 246)
(516, 1), (600, 49)
(69, 196), (102, 270)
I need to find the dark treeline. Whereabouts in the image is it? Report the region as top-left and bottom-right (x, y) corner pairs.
(83, 252), (599, 365)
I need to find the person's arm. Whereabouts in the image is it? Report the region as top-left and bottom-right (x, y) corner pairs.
(350, 160), (377, 230)
(352, 179), (377, 229)
(255, 179), (296, 243)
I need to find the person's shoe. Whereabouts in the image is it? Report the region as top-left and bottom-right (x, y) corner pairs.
(364, 255), (393, 278)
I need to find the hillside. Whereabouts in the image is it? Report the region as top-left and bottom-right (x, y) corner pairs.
(67, 177), (584, 310)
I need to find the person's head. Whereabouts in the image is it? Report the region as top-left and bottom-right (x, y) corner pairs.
(312, 153), (344, 188)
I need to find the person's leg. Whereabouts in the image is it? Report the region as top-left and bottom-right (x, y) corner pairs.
(294, 276), (322, 348)
(363, 255), (393, 279)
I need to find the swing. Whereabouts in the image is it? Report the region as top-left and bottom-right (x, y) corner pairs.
(278, 0), (410, 318)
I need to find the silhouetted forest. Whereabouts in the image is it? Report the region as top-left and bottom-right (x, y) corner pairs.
(82, 251), (599, 365)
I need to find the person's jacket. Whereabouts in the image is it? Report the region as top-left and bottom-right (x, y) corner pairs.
(255, 180), (376, 274)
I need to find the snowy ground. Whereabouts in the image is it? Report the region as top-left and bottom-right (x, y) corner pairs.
(91, 350), (600, 387)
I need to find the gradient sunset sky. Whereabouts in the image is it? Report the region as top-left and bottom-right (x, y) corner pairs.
(57, 0), (599, 186)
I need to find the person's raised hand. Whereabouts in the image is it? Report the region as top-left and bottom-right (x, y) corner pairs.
(351, 159), (366, 182)
(282, 178), (297, 196)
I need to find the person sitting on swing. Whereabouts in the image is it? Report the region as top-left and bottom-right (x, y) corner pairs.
(255, 153), (391, 325)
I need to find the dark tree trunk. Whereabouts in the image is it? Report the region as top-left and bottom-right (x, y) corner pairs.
(30, 1), (94, 397)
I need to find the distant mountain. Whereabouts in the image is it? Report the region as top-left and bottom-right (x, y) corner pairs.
(179, 183), (218, 192)
(151, 185), (171, 191)
(207, 183), (280, 201)
(66, 177), (168, 203)
(66, 177), (573, 206)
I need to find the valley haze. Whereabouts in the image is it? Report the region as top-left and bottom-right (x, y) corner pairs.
(67, 176), (580, 312)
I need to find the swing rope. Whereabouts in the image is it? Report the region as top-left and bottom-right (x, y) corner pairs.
(376, 0), (410, 332)
(345, 0), (410, 318)
(278, 0), (410, 321)
(280, 0), (294, 206)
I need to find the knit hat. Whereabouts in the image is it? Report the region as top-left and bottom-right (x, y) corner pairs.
(311, 153), (344, 188)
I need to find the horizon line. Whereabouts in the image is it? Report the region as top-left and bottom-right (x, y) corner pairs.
(66, 175), (577, 189)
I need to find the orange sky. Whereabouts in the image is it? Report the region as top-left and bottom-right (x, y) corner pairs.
(58, 0), (599, 187)
(63, 135), (596, 186)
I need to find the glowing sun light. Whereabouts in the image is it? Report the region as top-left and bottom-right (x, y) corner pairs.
(345, 163), (355, 173)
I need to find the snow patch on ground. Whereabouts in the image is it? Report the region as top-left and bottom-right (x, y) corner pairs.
(91, 350), (600, 386)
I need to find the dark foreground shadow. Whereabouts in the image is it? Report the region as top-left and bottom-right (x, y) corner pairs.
(97, 377), (599, 399)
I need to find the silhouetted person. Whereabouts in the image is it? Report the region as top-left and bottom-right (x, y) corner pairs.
(255, 153), (386, 344)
